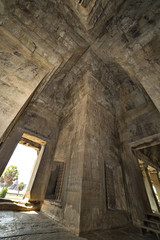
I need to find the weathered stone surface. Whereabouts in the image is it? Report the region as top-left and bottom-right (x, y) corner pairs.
(0, 211), (155, 240)
(0, 0), (160, 238)
(0, 211), (87, 240)
(0, 200), (40, 211)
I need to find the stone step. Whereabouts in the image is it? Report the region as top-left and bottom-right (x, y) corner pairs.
(0, 198), (40, 211)
(140, 214), (160, 240)
(144, 219), (160, 228)
(146, 213), (160, 220)
(41, 199), (63, 222)
(143, 221), (160, 234)
(141, 225), (160, 239)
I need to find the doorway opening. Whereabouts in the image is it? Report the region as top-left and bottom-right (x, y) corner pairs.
(136, 144), (160, 213)
(0, 133), (46, 201)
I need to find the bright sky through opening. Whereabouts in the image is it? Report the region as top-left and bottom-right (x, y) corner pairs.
(5, 143), (37, 184)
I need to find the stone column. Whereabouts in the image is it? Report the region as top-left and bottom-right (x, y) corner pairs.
(120, 145), (151, 224)
(79, 95), (107, 233)
(78, 72), (128, 232)
(52, 70), (129, 234)
(54, 95), (88, 235)
(24, 145), (45, 200)
(59, 93), (128, 234)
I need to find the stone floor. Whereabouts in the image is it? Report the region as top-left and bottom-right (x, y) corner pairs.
(0, 211), (156, 240)
(81, 227), (156, 240)
(0, 211), (85, 240)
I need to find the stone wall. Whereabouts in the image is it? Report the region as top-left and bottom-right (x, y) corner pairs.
(41, 54), (129, 234)
(0, 0), (160, 236)
(80, 95), (128, 233)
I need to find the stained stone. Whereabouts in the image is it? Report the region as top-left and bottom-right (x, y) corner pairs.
(0, 0), (160, 238)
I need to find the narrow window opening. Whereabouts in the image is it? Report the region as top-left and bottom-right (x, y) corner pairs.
(45, 162), (65, 205)
(53, 162), (65, 202)
(105, 164), (127, 210)
(78, 0), (91, 8)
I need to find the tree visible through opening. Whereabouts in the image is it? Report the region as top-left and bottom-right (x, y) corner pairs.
(0, 143), (38, 201)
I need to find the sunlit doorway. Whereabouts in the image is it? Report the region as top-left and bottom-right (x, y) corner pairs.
(136, 144), (160, 214)
(0, 143), (38, 201)
(0, 133), (45, 201)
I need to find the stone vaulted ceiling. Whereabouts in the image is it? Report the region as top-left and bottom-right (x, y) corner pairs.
(0, 0), (160, 141)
